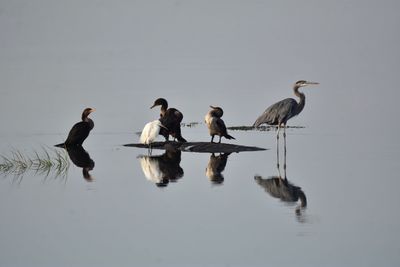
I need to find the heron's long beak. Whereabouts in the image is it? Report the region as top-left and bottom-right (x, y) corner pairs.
(305, 81), (319, 86)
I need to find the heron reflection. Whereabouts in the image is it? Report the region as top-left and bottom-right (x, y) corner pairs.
(138, 144), (183, 187)
(255, 142), (307, 222)
(205, 153), (231, 185)
(65, 145), (95, 182)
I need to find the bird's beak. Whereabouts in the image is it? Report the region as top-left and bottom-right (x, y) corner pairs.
(90, 108), (96, 113)
(150, 104), (156, 109)
(159, 123), (168, 130)
(305, 81), (319, 86)
(210, 105), (217, 109)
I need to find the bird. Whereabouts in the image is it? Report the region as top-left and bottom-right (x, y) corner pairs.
(150, 98), (186, 142)
(205, 106), (235, 143)
(140, 120), (168, 151)
(55, 108), (95, 147)
(253, 80), (319, 138)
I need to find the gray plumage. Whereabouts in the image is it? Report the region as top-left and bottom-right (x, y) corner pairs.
(253, 80), (319, 128)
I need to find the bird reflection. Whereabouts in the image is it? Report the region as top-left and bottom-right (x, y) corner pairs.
(65, 145), (95, 182)
(138, 144), (184, 187)
(255, 142), (307, 223)
(205, 153), (231, 185)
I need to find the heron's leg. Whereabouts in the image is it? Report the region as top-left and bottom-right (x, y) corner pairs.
(211, 135), (214, 143)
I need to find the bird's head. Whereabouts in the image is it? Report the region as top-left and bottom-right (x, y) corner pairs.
(295, 80), (320, 87)
(209, 105), (224, 117)
(150, 98), (168, 109)
(82, 108), (95, 119)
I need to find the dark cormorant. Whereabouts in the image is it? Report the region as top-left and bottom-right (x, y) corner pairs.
(55, 108), (95, 147)
(205, 106), (235, 143)
(253, 80), (319, 137)
(150, 98), (186, 142)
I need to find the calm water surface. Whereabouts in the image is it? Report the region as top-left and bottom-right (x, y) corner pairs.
(1, 124), (399, 266)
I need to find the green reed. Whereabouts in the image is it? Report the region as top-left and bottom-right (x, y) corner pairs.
(0, 147), (70, 178)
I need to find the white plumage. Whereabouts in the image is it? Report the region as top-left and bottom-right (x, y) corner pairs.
(140, 120), (163, 144)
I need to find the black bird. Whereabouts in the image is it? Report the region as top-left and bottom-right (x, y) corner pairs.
(253, 80), (319, 138)
(55, 108), (95, 147)
(65, 145), (95, 182)
(205, 106), (235, 143)
(150, 98), (186, 142)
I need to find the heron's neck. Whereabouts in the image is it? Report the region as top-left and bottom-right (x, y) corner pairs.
(293, 85), (305, 115)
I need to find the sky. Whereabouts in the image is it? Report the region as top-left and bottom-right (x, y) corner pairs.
(0, 0), (399, 137)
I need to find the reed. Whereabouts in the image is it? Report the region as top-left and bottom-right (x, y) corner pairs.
(0, 147), (70, 178)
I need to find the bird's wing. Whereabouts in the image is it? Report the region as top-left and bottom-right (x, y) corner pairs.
(215, 118), (227, 133)
(140, 121), (152, 144)
(253, 98), (297, 126)
(65, 121), (90, 143)
(163, 108), (183, 122)
(159, 110), (182, 129)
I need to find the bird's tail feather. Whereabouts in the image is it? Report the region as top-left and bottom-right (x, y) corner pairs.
(225, 134), (235, 140)
(176, 135), (187, 142)
(55, 143), (66, 148)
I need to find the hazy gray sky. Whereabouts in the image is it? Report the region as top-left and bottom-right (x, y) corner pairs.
(0, 0), (399, 135)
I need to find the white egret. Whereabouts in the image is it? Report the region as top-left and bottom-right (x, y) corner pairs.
(140, 120), (168, 152)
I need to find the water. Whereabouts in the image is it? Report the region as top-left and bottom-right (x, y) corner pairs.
(1, 1), (400, 266)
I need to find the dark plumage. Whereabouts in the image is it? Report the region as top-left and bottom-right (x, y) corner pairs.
(55, 108), (95, 147)
(150, 98), (186, 142)
(205, 106), (235, 143)
(253, 80), (319, 134)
